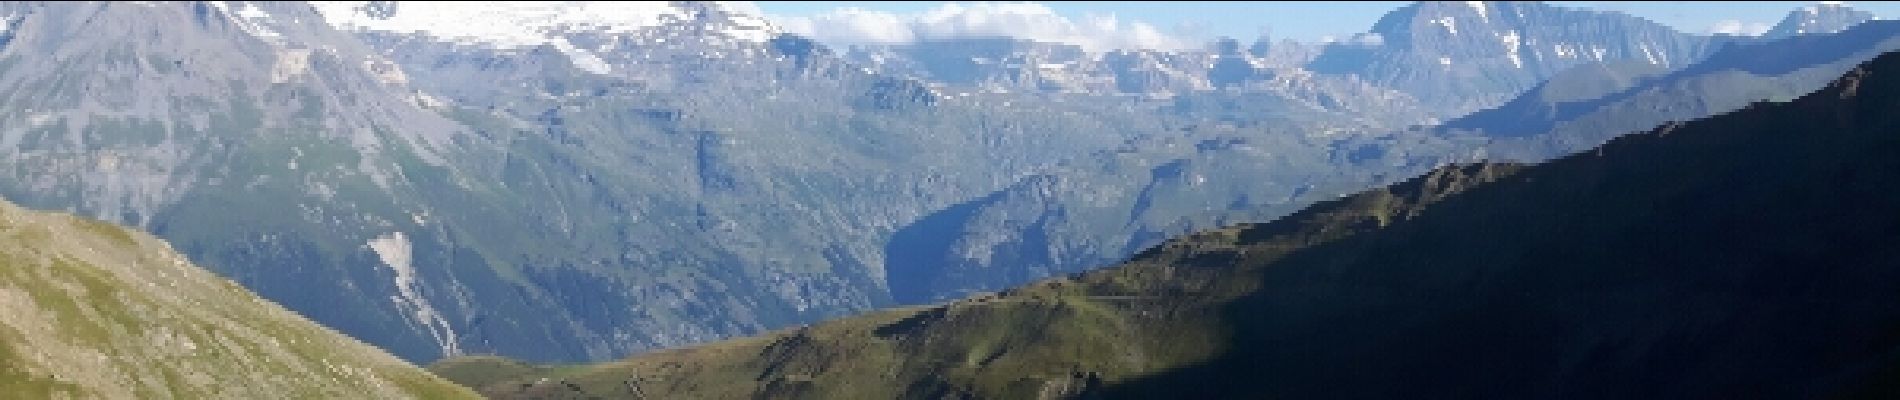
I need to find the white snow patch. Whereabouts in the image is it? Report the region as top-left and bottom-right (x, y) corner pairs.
(311, 2), (695, 46)
(25, 112), (54, 128)
(1590, 45), (1607, 61)
(1431, 17), (1458, 35)
(211, 1), (283, 42)
(1466, 1), (1490, 21)
(718, 7), (780, 42)
(1439, 56), (1452, 65)
(1639, 43), (1659, 65)
(1500, 30), (1522, 68)
(549, 38), (613, 75)
(309, 1), (777, 44)
(309, 1), (776, 74)
(368, 232), (462, 357)
(411, 91), (447, 109)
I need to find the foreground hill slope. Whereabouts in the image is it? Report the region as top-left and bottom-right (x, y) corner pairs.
(439, 49), (1900, 399)
(0, 198), (476, 399)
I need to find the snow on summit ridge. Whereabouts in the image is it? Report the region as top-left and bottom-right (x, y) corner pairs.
(306, 1), (779, 75)
(307, 1), (778, 47)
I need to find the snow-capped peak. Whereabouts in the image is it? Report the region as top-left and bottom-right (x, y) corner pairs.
(306, 1), (778, 47)
(210, 1), (284, 43)
(1765, 1), (1872, 39)
(1465, 1), (1489, 21)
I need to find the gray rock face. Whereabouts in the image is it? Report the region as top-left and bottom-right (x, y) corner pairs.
(1309, 1), (1717, 114)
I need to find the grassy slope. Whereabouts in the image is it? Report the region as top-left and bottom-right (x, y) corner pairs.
(439, 52), (1900, 399)
(0, 199), (478, 399)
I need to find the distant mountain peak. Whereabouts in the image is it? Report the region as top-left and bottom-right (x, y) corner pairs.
(307, 1), (780, 75)
(1765, 2), (1873, 39)
(306, 1), (778, 47)
(1311, 1), (1709, 113)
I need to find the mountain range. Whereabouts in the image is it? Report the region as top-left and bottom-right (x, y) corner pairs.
(0, 0), (1888, 370)
(435, 46), (1900, 400)
(882, 9), (1900, 307)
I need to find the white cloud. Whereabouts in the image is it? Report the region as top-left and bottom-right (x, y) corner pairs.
(1316, 33), (1382, 47)
(777, 7), (919, 44)
(1705, 19), (1772, 36)
(770, 2), (1191, 51)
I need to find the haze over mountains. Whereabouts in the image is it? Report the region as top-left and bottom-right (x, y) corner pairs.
(0, 0), (1892, 377)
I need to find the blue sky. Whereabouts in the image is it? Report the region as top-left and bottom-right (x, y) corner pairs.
(755, 1), (1900, 50)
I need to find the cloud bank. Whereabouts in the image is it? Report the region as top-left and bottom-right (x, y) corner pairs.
(770, 2), (1191, 52)
(1705, 19), (1773, 36)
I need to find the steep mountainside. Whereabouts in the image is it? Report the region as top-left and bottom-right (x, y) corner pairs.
(0, 0), (1210, 364)
(885, 6), (1900, 306)
(0, 0), (509, 363)
(437, 49), (1900, 399)
(299, 0), (1219, 362)
(0, 198), (476, 399)
(0, 0), (1879, 368)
